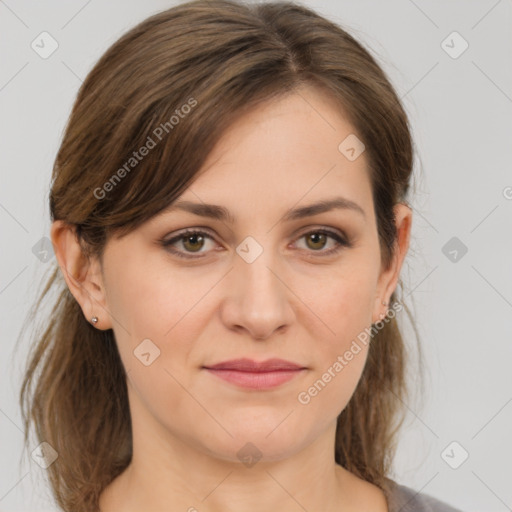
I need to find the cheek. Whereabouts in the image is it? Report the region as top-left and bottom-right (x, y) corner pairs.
(104, 256), (223, 411)
(104, 254), (213, 345)
(106, 259), (211, 431)
(298, 261), (377, 349)
(294, 264), (376, 409)
(296, 285), (373, 421)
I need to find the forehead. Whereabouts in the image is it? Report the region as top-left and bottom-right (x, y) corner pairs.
(166, 87), (373, 223)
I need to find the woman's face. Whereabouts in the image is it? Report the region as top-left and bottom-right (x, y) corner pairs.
(59, 85), (411, 465)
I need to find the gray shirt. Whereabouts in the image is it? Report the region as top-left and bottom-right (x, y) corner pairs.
(387, 482), (463, 511)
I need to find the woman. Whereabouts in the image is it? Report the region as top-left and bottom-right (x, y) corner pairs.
(19, 0), (463, 510)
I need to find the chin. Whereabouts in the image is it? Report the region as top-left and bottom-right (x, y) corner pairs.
(203, 428), (307, 466)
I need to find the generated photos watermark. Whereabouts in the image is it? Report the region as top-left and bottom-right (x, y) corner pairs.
(93, 97), (198, 200)
(297, 300), (403, 405)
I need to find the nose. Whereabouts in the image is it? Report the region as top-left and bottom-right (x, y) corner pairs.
(220, 243), (295, 341)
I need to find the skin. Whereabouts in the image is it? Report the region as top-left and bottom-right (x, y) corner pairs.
(51, 84), (412, 512)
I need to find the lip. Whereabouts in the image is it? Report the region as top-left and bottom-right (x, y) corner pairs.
(202, 358), (307, 390)
(204, 358), (305, 372)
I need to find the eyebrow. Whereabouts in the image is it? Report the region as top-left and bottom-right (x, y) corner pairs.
(164, 196), (366, 223)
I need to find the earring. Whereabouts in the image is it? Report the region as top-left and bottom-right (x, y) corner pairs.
(91, 316), (98, 325)
(379, 299), (389, 320)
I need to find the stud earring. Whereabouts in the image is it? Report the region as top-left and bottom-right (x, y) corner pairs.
(91, 316), (98, 325)
(379, 299), (389, 320)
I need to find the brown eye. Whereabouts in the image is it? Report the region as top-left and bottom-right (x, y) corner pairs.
(295, 229), (352, 257)
(182, 233), (205, 252)
(162, 229), (217, 258)
(305, 232), (328, 250)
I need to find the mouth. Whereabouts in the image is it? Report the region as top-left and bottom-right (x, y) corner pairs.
(202, 358), (307, 390)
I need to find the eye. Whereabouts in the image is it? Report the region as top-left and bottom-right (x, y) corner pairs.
(160, 227), (352, 259)
(293, 228), (352, 257)
(161, 229), (216, 258)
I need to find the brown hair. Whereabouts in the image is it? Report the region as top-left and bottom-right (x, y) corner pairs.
(18, 1), (421, 510)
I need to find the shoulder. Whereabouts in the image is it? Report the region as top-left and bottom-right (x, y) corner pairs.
(386, 480), (464, 512)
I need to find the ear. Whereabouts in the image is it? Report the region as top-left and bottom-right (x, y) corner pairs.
(372, 202), (412, 324)
(50, 220), (112, 330)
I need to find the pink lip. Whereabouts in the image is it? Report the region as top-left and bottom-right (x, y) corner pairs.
(204, 358), (305, 372)
(203, 358), (307, 390)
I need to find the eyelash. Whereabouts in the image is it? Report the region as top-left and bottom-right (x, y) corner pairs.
(160, 227), (352, 260)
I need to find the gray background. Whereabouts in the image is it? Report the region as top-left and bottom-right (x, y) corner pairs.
(1, 0), (511, 510)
